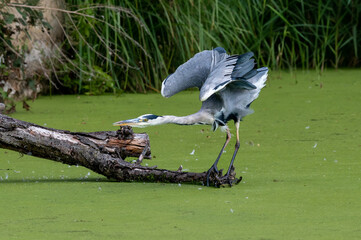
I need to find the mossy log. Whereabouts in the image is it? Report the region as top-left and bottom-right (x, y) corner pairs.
(0, 114), (236, 186)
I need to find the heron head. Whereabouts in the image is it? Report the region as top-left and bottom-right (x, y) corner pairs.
(113, 114), (162, 128)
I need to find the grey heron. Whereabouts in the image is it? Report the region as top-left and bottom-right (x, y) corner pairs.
(113, 47), (268, 186)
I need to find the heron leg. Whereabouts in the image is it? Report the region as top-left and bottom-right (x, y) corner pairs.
(206, 128), (231, 186)
(223, 121), (241, 186)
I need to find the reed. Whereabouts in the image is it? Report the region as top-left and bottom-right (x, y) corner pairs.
(62, 0), (360, 93)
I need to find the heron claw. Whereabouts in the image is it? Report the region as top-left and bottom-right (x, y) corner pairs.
(218, 175), (242, 188)
(206, 165), (242, 187)
(219, 166), (242, 187)
(206, 164), (221, 187)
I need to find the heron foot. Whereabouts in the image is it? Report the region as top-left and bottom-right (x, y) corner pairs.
(218, 165), (242, 187)
(205, 165), (242, 187)
(219, 175), (242, 187)
(206, 164), (221, 187)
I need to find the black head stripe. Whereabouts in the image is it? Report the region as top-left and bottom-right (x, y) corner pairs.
(143, 114), (160, 120)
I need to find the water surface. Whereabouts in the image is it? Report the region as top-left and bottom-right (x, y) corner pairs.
(1, 70), (360, 239)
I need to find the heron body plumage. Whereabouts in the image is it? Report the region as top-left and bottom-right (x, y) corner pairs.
(114, 47), (268, 187)
(159, 48), (268, 129)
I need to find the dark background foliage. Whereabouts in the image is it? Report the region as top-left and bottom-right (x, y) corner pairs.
(1, 0), (360, 94)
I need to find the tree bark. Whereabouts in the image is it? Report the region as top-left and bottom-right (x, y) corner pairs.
(0, 114), (238, 186)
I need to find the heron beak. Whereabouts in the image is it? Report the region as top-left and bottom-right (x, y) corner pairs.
(113, 118), (141, 126)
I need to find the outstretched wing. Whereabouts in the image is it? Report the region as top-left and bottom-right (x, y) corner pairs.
(199, 52), (256, 101)
(219, 67), (268, 118)
(161, 48), (227, 98)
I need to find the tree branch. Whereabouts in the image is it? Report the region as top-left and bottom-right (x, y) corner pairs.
(0, 114), (230, 185)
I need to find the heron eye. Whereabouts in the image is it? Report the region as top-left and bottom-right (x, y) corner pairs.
(142, 119), (148, 122)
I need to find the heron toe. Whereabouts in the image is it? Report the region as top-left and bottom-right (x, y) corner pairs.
(219, 166), (242, 187)
(206, 164), (222, 187)
(219, 175), (242, 187)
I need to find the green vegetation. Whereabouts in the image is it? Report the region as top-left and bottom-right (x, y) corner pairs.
(1, 0), (360, 94)
(1, 1), (360, 238)
(1, 70), (360, 239)
(61, 0), (361, 93)
(0, 0), (45, 79)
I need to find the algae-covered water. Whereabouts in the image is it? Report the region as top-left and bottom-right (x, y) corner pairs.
(1, 70), (360, 239)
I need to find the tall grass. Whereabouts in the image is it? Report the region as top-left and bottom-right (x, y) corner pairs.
(62, 0), (360, 93)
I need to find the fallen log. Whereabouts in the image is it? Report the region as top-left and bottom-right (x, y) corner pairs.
(0, 114), (238, 186)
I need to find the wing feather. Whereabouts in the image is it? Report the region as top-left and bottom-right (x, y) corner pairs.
(161, 48), (226, 98)
(199, 52), (255, 101)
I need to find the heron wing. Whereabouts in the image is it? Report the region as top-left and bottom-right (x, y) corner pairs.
(199, 52), (256, 101)
(220, 67), (268, 118)
(161, 48), (226, 98)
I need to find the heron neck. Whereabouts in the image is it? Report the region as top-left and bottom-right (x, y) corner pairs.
(160, 112), (213, 126)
